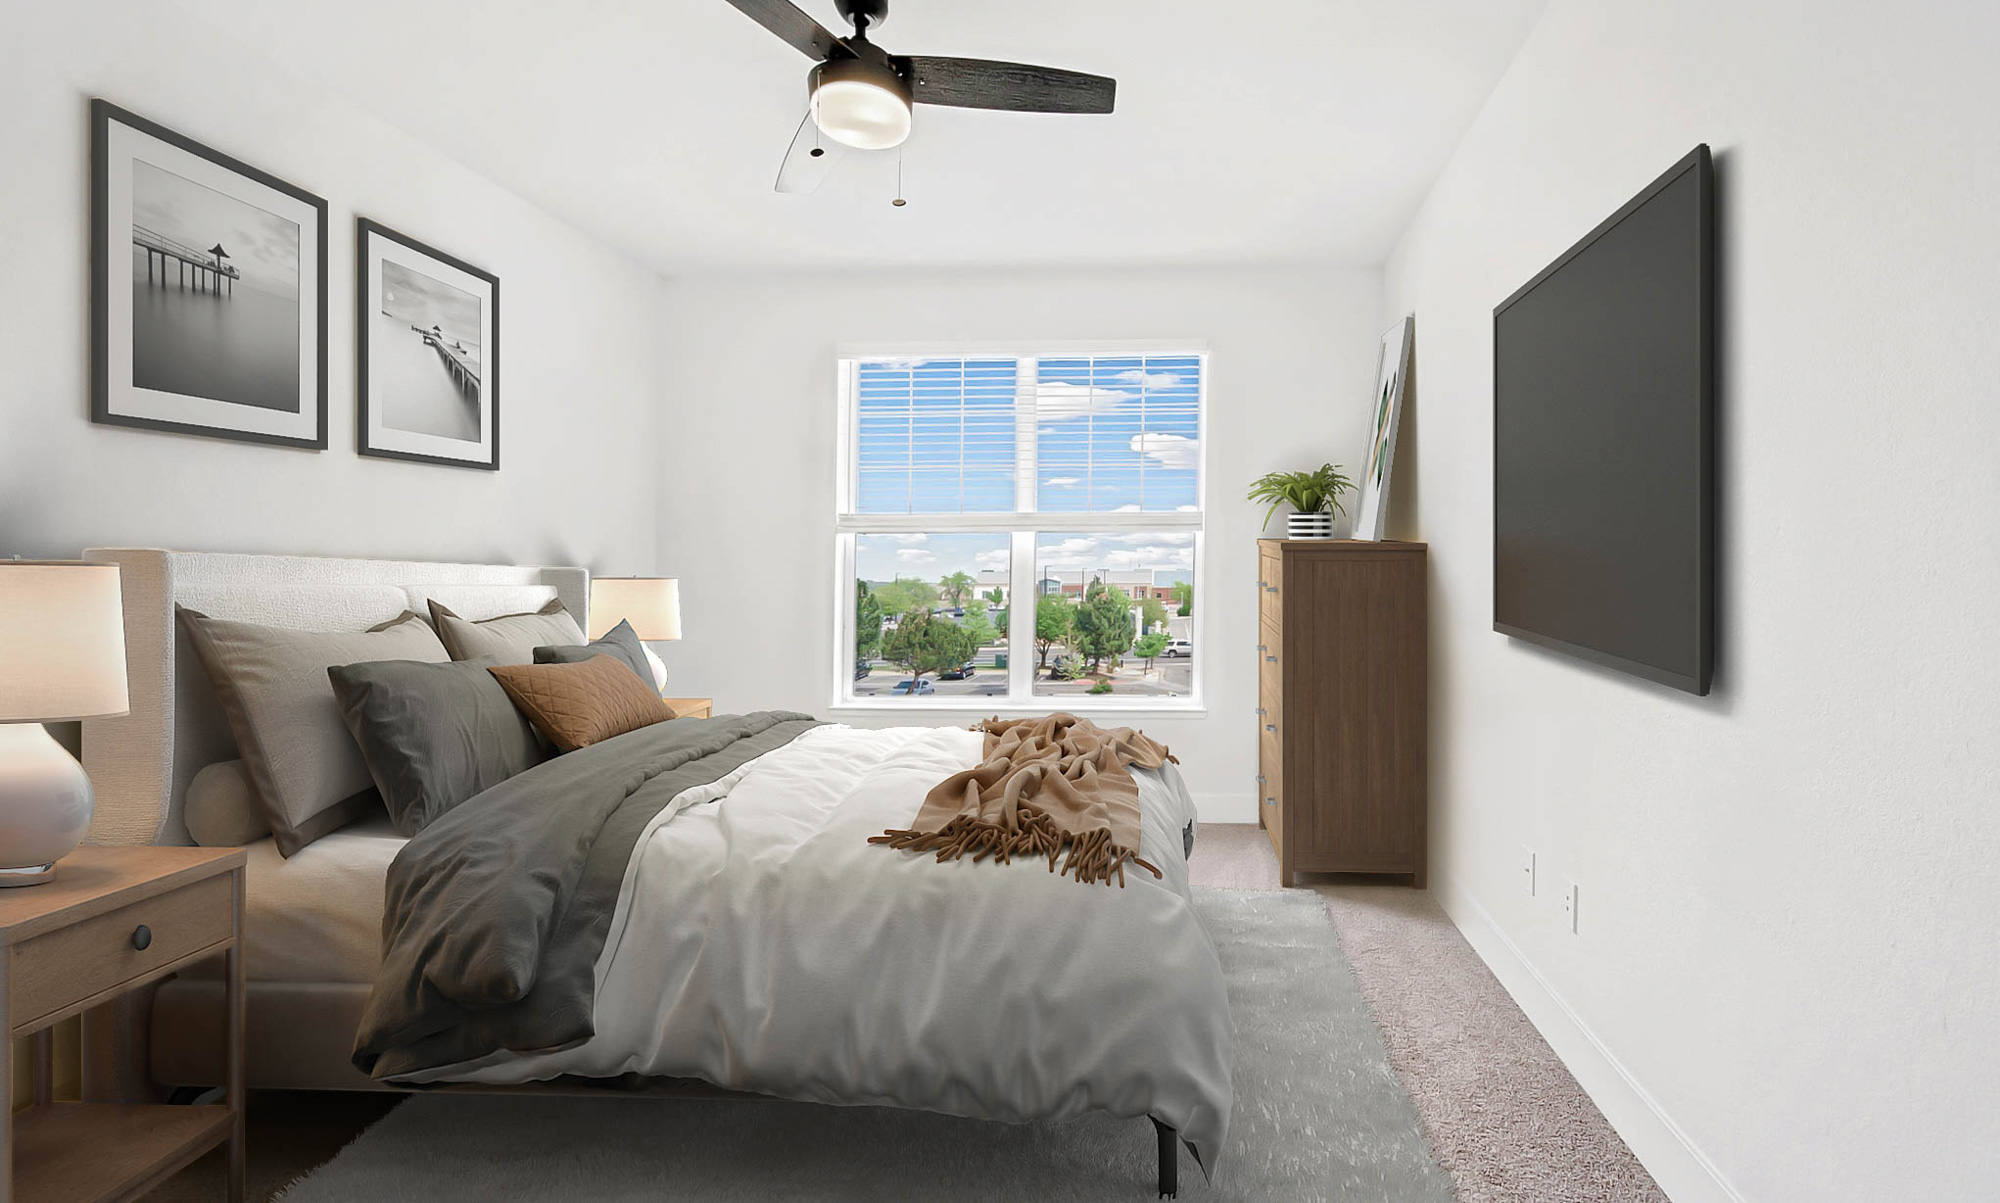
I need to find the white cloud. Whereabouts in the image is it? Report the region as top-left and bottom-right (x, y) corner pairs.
(974, 549), (1010, 569)
(1102, 547), (1195, 571)
(1043, 476), (1082, 487)
(1108, 531), (1194, 547)
(1034, 382), (1132, 422)
(1131, 432), (1199, 470)
(1115, 369), (1184, 390)
(864, 357), (931, 372)
(889, 533), (929, 545)
(895, 548), (937, 563)
(1112, 503), (1142, 513)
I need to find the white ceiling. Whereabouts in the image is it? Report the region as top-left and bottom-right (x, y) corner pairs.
(175, 0), (1546, 275)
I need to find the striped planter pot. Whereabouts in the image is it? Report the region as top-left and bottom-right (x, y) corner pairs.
(1287, 512), (1336, 539)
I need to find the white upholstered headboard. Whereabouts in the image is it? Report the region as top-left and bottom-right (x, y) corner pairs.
(78, 549), (590, 847)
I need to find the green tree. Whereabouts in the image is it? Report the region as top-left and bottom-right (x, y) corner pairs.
(855, 580), (884, 661)
(938, 571), (975, 608)
(1072, 579), (1135, 673)
(983, 587), (1005, 606)
(1134, 631), (1169, 674)
(1140, 594), (1168, 632)
(873, 577), (939, 616)
(1035, 595), (1075, 671)
(1171, 580), (1194, 617)
(960, 603), (997, 653)
(881, 607), (979, 691)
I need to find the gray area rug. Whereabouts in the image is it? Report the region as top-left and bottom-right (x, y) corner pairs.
(277, 888), (1452, 1202)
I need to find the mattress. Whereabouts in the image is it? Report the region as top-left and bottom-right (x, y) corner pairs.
(179, 814), (404, 984)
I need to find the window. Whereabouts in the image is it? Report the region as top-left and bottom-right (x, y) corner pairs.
(837, 347), (1203, 710)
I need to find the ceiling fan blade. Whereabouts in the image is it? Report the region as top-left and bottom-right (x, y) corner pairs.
(774, 111), (846, 194)
(722, 0), (849, 60)
(898, 56), (1116, 114)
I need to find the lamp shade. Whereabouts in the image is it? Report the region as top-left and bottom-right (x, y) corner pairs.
(0, 561), (130, 722)
(589, 577), (681, 642)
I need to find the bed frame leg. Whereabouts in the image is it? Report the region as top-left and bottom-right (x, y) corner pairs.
(1153, 1117), (1178, 1198)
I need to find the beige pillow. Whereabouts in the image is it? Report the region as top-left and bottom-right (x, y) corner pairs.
(428, 598), (584, 665)
(488, 655), (676, 753)
(184, 760), (272, 847)
(177, 608), (446, 855)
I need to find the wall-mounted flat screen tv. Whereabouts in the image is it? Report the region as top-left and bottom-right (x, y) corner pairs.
(1493, 144), (1714, 695)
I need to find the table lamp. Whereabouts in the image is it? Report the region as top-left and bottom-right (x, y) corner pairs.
(0, 561), (129, 886)
(589, 577), (681, 691)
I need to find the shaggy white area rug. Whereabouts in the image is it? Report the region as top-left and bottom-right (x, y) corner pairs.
(278, 888), (1451, 1202)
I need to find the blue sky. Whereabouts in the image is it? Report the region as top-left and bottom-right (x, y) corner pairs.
(855, 531), (1194, 590)
(855, 355), (1201, 515)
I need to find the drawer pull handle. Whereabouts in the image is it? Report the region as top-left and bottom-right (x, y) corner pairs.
(1255, 707), (1266, 716)
(1265, 654), (1278, 663)
(130, 925), (152, 952)
(1265, 723), (1277, 732)
(1256, 774), (1266, 783)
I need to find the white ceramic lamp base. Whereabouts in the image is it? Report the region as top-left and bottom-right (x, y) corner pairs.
(0, 723), (96, 886)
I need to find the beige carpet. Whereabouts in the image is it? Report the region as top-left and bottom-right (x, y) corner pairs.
(1186, 824), (1668, 1203)
(152, 824), (1667, 1202)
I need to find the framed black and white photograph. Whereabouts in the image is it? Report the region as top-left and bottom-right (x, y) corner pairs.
(91, 99), (327, 448)
(356, 219), (499, 470)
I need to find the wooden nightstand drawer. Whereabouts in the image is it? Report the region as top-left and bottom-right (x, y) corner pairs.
(663, 697), (712, 719)
(9, 874), (232, 1030)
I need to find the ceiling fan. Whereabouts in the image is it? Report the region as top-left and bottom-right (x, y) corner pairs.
(722, 0), (1117, 195)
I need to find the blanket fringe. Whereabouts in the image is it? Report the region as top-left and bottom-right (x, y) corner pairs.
(870, 808), (1162, 888)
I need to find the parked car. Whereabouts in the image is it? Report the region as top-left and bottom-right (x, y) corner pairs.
(890, 678), (935, 695)
(939, 662), (978, 681)
(854, 659), (873, 680)
(1162, 639), (1194, 658)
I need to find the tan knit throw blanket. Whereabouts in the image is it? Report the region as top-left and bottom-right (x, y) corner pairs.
(870, 713), (1176, 887)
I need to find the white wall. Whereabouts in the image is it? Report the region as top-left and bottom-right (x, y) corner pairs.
(1383, 2), (2000, 1199)
(656, 267), (1384, 820)
(0, 1), (666, 575)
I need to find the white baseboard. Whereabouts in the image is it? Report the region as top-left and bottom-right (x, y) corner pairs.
(1432, 873), (1748, 1203)
(1194, 792), (1256, 825)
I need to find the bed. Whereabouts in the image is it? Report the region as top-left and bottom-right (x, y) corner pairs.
(80, 549), (1232, 1196)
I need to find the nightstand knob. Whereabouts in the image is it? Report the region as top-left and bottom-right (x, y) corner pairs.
(130, 924), (152, 951)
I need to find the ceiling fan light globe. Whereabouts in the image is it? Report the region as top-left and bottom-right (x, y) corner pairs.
(810, 60), (913, 150)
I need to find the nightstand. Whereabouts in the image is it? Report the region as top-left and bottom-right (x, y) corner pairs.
(663, 697), (712, 719)
(0, 846), (245, 1202)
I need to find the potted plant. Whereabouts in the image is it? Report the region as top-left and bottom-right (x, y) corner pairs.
(1246, 463), (1354, 539)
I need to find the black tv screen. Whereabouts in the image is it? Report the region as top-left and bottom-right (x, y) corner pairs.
(1493, 145), (1713, 695)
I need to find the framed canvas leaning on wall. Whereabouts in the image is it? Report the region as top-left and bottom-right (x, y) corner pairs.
(1351, 315), (1413, 541)
(91, 99), (329, 448)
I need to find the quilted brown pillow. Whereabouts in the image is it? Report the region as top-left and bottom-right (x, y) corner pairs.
(488, 655), (677, 753)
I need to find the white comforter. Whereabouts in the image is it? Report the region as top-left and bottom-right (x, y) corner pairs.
(413, 723), (1233, 1166)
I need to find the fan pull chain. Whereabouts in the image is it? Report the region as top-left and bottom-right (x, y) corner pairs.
(893, 149), (907, 207)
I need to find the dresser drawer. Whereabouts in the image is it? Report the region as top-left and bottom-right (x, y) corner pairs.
(1258, 556), (1283, 629)
(10, 873), (233, 1029)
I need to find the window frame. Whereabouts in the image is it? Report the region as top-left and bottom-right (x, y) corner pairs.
(831, 340), (1208, 716)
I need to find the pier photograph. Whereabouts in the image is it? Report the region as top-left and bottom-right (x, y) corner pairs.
(375, 260), (482, 441)
(91, 99), (327, 448)
(357, 217), (500, 469)
(130, 160), (301, 413)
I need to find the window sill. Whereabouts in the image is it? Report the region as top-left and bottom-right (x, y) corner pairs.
(829, 698), (1208, 719)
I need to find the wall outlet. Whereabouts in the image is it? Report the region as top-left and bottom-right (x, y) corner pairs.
(1562, 879), (1580, 934)
(1522, 847), (1538, 897)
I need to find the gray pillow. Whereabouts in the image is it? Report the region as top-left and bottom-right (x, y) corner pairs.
(327, 658), (547, 836)
(533, 619), (654, 690)
(178, 607), (446, 855)
(184, 760), (272, 847)
(428, 598), (584, 665)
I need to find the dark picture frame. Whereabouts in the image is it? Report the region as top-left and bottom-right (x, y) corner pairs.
(355, 218), (501, 470)
(90, 98), (328, 448)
